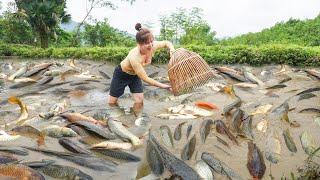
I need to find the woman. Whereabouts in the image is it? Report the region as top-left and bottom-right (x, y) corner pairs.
(108, 23), (175, 115)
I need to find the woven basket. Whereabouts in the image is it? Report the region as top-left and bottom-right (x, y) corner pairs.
(168, 48), (214, 95)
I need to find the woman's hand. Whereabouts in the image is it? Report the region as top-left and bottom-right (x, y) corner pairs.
(160, 83), (172, 92)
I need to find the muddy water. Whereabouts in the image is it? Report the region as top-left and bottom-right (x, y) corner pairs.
(0, 58), (319, 179)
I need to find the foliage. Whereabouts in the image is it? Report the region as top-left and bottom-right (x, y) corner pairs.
(1, 43), (319, 66)
(83, 19), (135, 47)
(158, 7), (216, 45)
(220, 15), (320, 46)
(14, 0), (71, 48)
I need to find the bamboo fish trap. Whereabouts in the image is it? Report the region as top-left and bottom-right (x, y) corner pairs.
(168, 48), (215, 95)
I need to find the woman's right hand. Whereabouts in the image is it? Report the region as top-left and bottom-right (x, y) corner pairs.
(160, 83), (172, 91)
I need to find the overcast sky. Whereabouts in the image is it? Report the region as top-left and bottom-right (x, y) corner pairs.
(1, 0), (319, 38)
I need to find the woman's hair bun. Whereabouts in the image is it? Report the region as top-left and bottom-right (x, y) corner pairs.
(135, 23), (142, 31)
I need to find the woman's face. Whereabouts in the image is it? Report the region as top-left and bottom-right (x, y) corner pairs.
(139, 36), (154, 53)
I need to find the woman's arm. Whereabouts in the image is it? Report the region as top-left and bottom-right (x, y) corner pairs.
(153, 41), (175, 53)
(129, 58), (169, 88)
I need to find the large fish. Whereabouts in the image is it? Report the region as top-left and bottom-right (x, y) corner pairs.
(108, 118), (142, 146)
(91, 141), (133, 151)
(247, 141), (266, 179)
(0, 164), (45, 180)
(70, 121), (116, 140)
(60, 113), (106, 126)
(215, 67), (247, 82)
(214, 120), (239, 145)
(194, 160), (214, 180)
(300, 131), (318, 156)
(181, 135), (196, 161)
(295, 87), (320, 96)
(41, 164), (93, 180)
(11, 125), (45, 146)
(0, 146), (28, 156)
(24, 147), (116, 171)
(8, 65), (27, 81)
(282, 129), (297, 153)
(222, 97), (241, 116)
(305, 69), (320, 79)
(250, 104), (272, 116)
(146, 139), (164, 176)
(149, 133), (201, 180)
(265, 133), (281, 164)
(174, 121), (186, 141)
(231, 108), (243, 134)
(200, 119), (213, 143)
(41, 125), (77, 138)
(241, 111), (254, 139)
(0, 153), (18, 164)
(7, 96), (28, 125)
(160, 125), (174, 148)
(243, 68), (264, 86)
(22, 159), (55, 168)
(202, 152), (243, 180)
(91, 148), (140, 162)
(58, 138), (91, 154)
(23, 62), (52, 77)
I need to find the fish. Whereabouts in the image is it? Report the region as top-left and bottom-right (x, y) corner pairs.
(36, 76), (53, 85)
(231, 108), (243, 134)
(195, 101), (218, 110)
(247, 141), (266, 179)
(44, 69), (62, 76)
(41, 164), (93, 180)
(7, 96), (28, 125)
(215, 66), (247, 82)
(243, 68), (264, 86)
(91, 141), (133, 151)
(282, 129), (297, 153)
(174, 122), (186, 141)
(41, 125), (77, 138)
(159, 125), (174, 148)
(200, 119), (213, 143)
(181, 135), (196, 161)
(0, 131), (20, 142)
(195, 160), (214, 180)
(13, 77), (37, 83)
(60, 112), (106, 126)
(0, 153), (18, 164)
(295, 87), (320, 96)
(91, 148), (140, 162)
(70, 121), (116, 140)
(60, 69), (80, 81)
(222, 97), (241, 116)
(149, 133), (201, 180)
(214, 120), (238, 145)
(156, 114), (197, 120)
(279, 76), (292, 84)
(265, 133), (281, 164)
(202, 152), (243, 180)
(241, 111), (254, 139)
(108, 118), (142, 146)
(305, 69), (320, 79)
(58, 138), (91, 154)
(250, 104), (272, 116)
(8, 65), (28, 81)
(205, 82), (225, 92)
(9, 81), (36, 89)
(299, 108), (320, 113)
(265, 84), (287, 90)
(169, 105), (214, 117)
(22, 159), (55, 168)
(234, 82), (258, 88)
(300, 131), (317, 156)
(186, 124), (192, 139)
(0, 146), (28, 156)
(221, 85), (235, 97)
(66, 124), (89, 137)
(148, 71), (159, 78)
(23, 62), (52, 77)
(215, 135), (230, 148)
(298, 93), (316, 101)
(0, 164), (45, 180)
(10, 124), (45, 146)
(146, 139), (164, 176)
(24, 147), (116, 171)
(99, 70), (111, 79)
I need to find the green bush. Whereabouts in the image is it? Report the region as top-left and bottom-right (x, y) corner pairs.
(0, 43), (319, 66)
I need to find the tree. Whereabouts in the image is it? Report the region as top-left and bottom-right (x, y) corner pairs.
(158, 7), (216, 45)
(71, 0), (135, 46)
(83, 18), (135, 46)
(0, 11), (35, 44)
(14, 0), (71, 48)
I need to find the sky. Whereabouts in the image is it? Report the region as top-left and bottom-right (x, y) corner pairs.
(1, 0), (319, 38)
